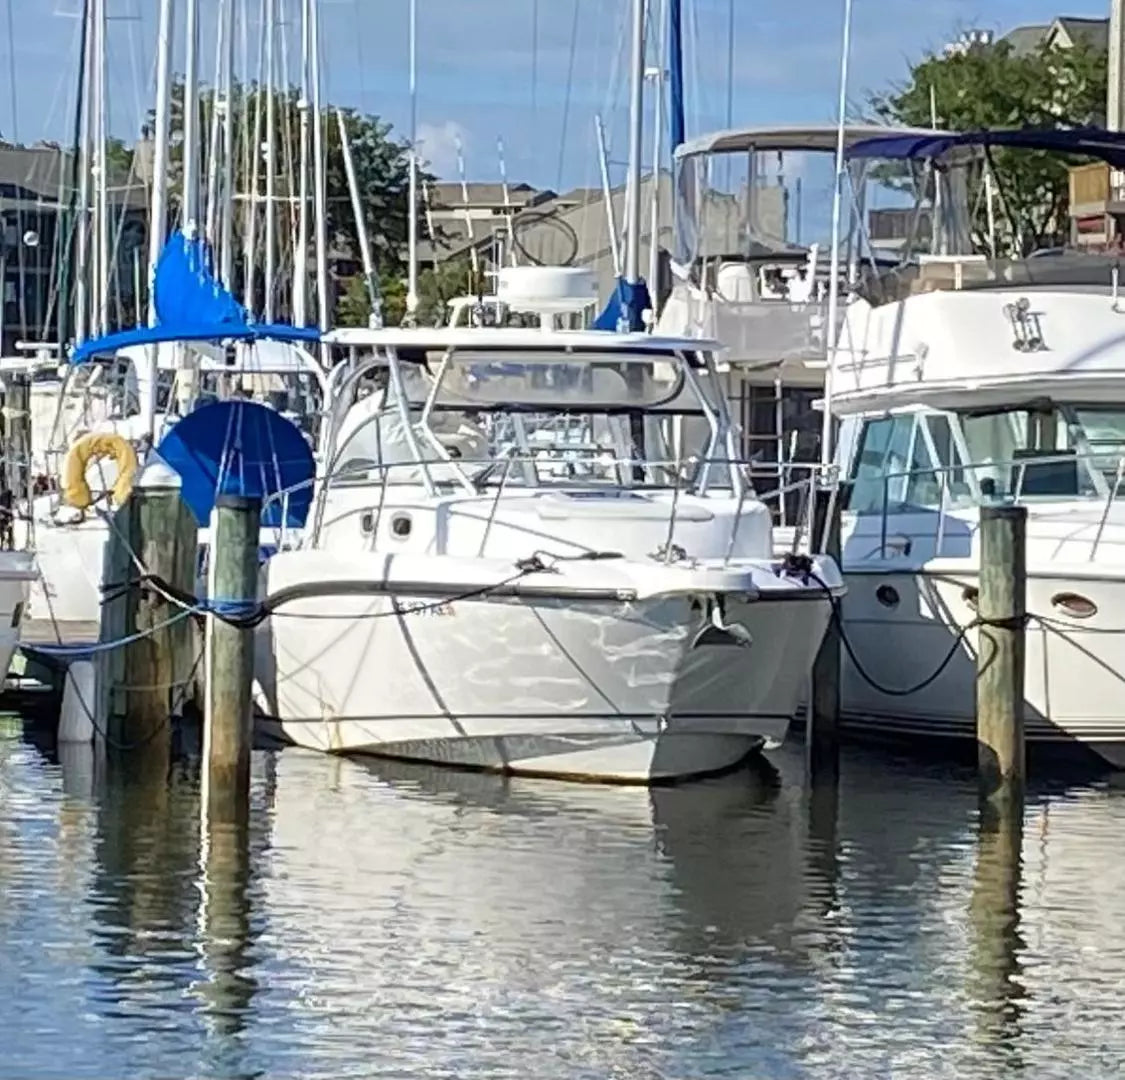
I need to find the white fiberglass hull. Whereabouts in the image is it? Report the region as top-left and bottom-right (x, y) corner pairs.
(20, 508), (293, 625)
(0, 551), (38, 675)
(256, 551), (839, 783)
(839, 565), (1125, 765)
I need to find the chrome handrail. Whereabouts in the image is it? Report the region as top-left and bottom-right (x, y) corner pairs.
(256, 454), (829, 557)
(866, 451), (1125, 561)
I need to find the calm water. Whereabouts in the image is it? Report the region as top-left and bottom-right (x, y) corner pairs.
(2, 720), (1125, 1079)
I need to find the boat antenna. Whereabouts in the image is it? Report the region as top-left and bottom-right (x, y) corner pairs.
(820, 0), (853, 477)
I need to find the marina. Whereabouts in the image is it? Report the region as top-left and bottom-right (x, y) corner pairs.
(4, 0), (1125, 1074)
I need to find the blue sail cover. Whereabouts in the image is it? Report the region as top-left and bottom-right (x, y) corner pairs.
(71, 228), (321, 363)
(155, 399), (315, 529)
(592, 277), (653, 332)
(846, 126), (1125, 167)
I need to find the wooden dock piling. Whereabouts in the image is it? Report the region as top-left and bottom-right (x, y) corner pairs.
(100, 479), (199, 750)
(2, 372), (30, 549)
(807, 483), (843, 774)
(976, 504), (1027, 804)
(204, 494), (261, 811)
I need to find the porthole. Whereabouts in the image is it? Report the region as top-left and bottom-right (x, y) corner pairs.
(360, 511), (375, 535)
(875, 584), (900, 609)
(962, 586), (979, 612)
(390, 513), (412, 539)
(1051, 591), (1097, 619)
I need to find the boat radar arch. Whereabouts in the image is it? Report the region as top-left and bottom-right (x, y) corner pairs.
(495, 266), (600, 328)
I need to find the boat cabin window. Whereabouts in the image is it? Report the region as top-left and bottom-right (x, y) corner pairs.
(958, 403), (1120, 497)
(845, 403), (1125, 512)
(847, 414), (946, 512)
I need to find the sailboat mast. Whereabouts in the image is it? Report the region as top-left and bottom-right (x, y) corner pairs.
(148, 0), (175, 322)
(94, 0), (109, 335)
(648, 0), (666, 299)
(624, 0), (645, 284)
(310, 0), (329, 342)
(182, 0), (201, 229)
(405, 0), (419, 318)
(219, 0), (237, 286)
(74, 0), (93, 344)
(144, 0), (175, 439)
(264, 0), (277, 320)
(293, 0), (310, 324)
(821, 0), (853, 473)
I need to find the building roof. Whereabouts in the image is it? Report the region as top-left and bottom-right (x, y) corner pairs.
(1054, 16), (1109, 51)
(426, 181), (552, 210)
(0, 141), (147, 209)
(1002, 23), (1050, 55)
(1003, 15), (1108, 56)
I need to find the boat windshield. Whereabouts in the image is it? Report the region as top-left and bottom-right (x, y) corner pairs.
(848, 402), (1125, 512)
(328, 346), (738, 491)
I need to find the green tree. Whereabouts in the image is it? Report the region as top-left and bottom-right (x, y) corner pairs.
(869, 38), (1107, 253)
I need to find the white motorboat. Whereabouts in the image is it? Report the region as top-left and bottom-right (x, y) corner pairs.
(828, 127), (1125, 766)
(254, 267), (843, 783)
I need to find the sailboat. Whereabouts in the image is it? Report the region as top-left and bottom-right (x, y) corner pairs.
(22, 0), (326, 631)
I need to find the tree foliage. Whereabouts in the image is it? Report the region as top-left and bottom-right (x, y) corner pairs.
(336, 257), (479, 328)
(868, 38), (1107, 253)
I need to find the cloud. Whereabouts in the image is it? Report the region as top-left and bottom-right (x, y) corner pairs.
(416, 120), (471, 178)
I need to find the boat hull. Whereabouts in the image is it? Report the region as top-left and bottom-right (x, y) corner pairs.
(256, 554), (836, 783)
(839, 566), (1125, 765)
(0, 551), (38, 676)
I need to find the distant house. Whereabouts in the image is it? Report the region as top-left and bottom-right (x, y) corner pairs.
(0, 141), (148, 353)
(1001, 15), (1108, 56)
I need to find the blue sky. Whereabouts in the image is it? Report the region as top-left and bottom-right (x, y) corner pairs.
(0, 0), (1109, 192)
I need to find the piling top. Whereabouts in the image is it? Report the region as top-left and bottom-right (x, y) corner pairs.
(135, 458), (183, 490)
(215, 493), (264, 511)
(980, 503), (1028, 523)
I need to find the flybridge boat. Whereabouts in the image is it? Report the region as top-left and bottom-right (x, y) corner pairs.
(827, 127), (1125, 765)
(255, 267), (843, 783)
(655, 123), (943, 542)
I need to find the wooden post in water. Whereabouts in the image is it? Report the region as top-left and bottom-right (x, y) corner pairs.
(976, 504), (1027, 804)
(204, 494), (261, 811)
(807, 483), (842, 773)
(101, 476), (199, 751)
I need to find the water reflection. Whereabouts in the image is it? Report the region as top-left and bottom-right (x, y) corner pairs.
(3, 734), (1125, 1077)
(969, 803), (1025, 1070)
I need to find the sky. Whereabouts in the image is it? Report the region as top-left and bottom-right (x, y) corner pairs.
(0, 0), (1110, 194)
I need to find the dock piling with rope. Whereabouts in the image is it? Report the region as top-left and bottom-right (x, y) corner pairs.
(203, 493), (261, 810)
(807, 483), (843, 774)
(99, 475), (199, 751)
(976, 503), (1027, 806)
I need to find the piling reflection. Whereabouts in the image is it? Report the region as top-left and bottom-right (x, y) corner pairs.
(969, 799), (1026, 1067)
(196, 799), (256, 1041)
(91, 744), (201, 1011)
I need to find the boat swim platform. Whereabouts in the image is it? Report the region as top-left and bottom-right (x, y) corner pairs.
(8, 620), (101, 694)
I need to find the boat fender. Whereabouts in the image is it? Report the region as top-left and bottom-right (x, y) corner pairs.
(62, 431), (139, 511)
